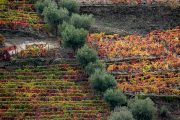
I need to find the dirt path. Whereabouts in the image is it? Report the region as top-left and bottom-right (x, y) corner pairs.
(4, 36), (60, 55)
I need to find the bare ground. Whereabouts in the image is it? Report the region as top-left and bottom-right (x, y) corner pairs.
(90, 7), (180, 35)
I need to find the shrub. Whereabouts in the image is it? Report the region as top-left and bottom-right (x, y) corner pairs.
(35, 0), (50, 14)
(35, 0), (45, 14)
(43, 3), (69, 36)
(90, 70), (117, 92)
(70, 13), (95, 30)
(108, 107), (134, 120)
(104, 89), (127, 108)
(85, 60), (105, 75)
(128, 98), (156, 120)
(76, 45), (98, 67)
(160, 106), (169, 118)
(61, 25), (88, 52)
(59, 21), (69, 34)
(58, 7), (69, 23)
(58, 0), (80, 14)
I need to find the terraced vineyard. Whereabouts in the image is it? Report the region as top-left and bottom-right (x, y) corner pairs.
(0, 0), (46, 36)
(87, 28), (180, 96)
(0, 0), (179, 119)
(0, 64), (109, 119)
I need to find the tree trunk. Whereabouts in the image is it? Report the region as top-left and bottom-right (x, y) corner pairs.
(55, 25), (58, 37)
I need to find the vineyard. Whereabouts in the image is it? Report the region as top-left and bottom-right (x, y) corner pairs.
(87, 27), (180, 95)
(0, 0), (46, 36)
(0, 64), (109, 119)
(0, 0), (180, 119)
(18, 44), (48, 58)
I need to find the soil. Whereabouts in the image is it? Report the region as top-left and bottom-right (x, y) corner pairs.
(87, 6), (180, 35)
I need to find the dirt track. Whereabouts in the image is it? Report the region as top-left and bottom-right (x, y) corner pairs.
(4, 37), (59, 55)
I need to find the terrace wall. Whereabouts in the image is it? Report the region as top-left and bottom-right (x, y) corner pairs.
(80, 5), (180, 16)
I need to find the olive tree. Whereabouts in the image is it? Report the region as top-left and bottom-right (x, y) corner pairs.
(70, 13), (95, 30)
(104, 89), (127, 108)
(42, 3), (69, 36)
(76, 45), (98, 67)
(35, 0), (51, 15)
(58, 0), (80, 14)
(108, 107), (134, 120)
(61, 24), (88, 53)
(85, 60), (105, 75)
(90, 70), (117, 92)
(128, 98), (157, 120)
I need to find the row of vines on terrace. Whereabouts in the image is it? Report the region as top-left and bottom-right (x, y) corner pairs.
(0, 64), (109, 119)
(0, 0), (46, 35)
(87, 27), (180, 95)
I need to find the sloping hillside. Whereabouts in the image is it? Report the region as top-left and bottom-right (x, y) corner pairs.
(0, 63), (109, 119)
